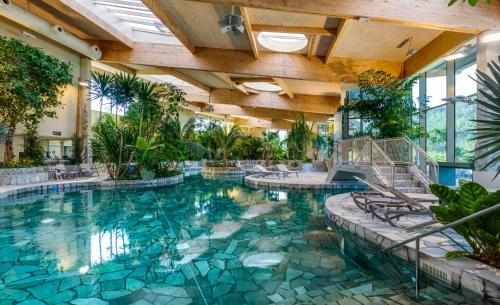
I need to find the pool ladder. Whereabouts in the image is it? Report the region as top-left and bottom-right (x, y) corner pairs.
(383, 203), (500, 299)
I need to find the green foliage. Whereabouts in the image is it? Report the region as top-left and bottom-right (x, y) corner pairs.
(22, 126), (44, 165)
(0, 159), (39, 168)
(212, 125), (241, 161)
(429, 182), (500, 267)
(312, 134), (330, 160)
(448, 0), (493, 6)
(472, 55), (500, 178)
(206, 160), (237, 167)
(341, 70), (422, 139)
(0, 36), (73, 161)
(261, 131), (286, 162)
(233, 135), (263, 160)
(70, 134), (86, 165)
(287, 113), (314, 161)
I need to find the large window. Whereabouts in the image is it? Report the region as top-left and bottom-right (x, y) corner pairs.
(455, 54), (477, 163)
(425, 63), (447, 108)
(426, 105), (447, 162)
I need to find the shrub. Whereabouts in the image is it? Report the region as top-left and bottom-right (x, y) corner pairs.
(430, 182), (500, 267)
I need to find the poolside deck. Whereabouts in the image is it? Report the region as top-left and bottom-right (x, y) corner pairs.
(245, 172), (363, 191)
(325, 193), (500, 300)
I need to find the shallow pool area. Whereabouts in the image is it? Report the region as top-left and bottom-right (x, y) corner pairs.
(0, 175), (484, 305)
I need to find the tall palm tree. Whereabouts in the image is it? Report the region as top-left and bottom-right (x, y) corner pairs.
(135, 80), (162, 138)
(89, 71), (114, 125)
(212, 125), (241, 162)
(112, 73), (139, 120)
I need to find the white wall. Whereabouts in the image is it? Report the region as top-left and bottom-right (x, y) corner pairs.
(0, 18), (81, 159)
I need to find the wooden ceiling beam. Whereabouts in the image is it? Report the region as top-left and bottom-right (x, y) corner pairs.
(231, 77), (276, 83)
(141, 0), (196, 53)
(204, 103), (330, 121)
(404, 32), (474, 78)
(162, 68), (211, 92)
(273, 78), (294, 99)
(307, 35), (320, 59)
(325, 19), (352, 64)
(187, 0), (498, 33)
(52, 0), (135, 48)
(252, 24), (336, 36)
(209, 89), (338, 114)
(240, 7), (259, 59)
(100, 41), (402, 83)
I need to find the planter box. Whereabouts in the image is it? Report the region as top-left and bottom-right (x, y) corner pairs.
(0, 166), (48, 185)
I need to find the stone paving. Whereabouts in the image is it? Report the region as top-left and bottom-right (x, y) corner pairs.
(325, 193), (500, 301)
(245, 172), (364, 191)
(0, 175), (487, 305)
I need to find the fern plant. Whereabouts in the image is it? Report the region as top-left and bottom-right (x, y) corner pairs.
(472, 55), (500, 178)
(430, 182), (500, 267)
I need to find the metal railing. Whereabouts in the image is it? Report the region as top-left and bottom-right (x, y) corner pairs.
(383, 203), (500, 299)
(376, 137), (439, 188)
(329, 137), (395, 186)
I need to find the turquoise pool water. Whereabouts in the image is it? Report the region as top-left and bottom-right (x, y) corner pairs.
(0, 175), (481, 305)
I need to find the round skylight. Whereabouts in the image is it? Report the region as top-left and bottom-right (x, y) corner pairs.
(243, 82), (282, 92)
(257, 32), (308, 52)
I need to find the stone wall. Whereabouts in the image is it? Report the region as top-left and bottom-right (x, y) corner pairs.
(0, 167), (49, 186)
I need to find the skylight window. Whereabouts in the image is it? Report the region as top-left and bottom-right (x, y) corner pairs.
(94, 0), (172, 35)
(243, 82), (282, 92)
(257, 32), (308, 52)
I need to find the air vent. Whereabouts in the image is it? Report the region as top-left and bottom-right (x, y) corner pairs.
(422, 262), (451, 283)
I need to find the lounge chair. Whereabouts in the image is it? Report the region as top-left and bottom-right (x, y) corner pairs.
(80, 163), (99, 177)
(351, 177), (436, 227)
(276, 164), (299, 178)
(254, 165), (285, 179)
(48, 164), (63, 181)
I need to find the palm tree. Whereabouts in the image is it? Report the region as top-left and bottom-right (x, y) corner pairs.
(89, 71), (114, 125)
(135, 80), (162, 138)
(473, 55), (500, 178)
(287, 113), (314, 160)
(112, 73), (139, 120)
(212, 125), (241, 162)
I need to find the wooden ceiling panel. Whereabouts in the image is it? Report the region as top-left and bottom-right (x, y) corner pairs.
(284, 80), (341, 96)
(325, 21), (443, 62)
(247, 8), (339, 28)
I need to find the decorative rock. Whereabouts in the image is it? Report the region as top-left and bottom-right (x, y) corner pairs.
(210, 259), (225, 270)
(126, 278), (145, 292)
(74, 284), (100, 298)
(285, 268), (303, 282)
(242, 253), (283, 268)
(234, 280), (258, 292)
(147, 283), (188, 298)
(164, 272), (185, 286)
(267, 293), (284, 303)
(45, 290), (75, 304)
(217, 271), (235, 284)
(101, 290), (131, 300)
(99, 270), (131, 282)
(59, 277), (81, 291)
(213, 284), (232, 298)
(224, 240), (238, 254)
(70, 298), (108, 305)
(168, 298), (192, 305)
(27, 280), (60, 300)
(226, 260), (242, 269)
(350, 284), (373, 294)
(207, 268), (221, 286)
(194, 261), (210, 277)
(0, 288), (29, 302)
(18, 300), (46, 305)
(101, 279), (125, 291)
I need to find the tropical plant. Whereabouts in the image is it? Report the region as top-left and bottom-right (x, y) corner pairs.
(22, 126), (44, 165)
(341, 70), (421, 139)
(233, 135), (263, 160)
(111, 73), (138, 119)
(70, 134), (86, 165)
(448, 0), (493, 6)
(312, 134), (329, 160)
(89, 71), (114, 125)
(0, 37), (73, 161)
(429, 182), (500, 267)
(261, 131), (285, 163)
(212, 125), (241, 163)
(472, 55), (500, 178)
(287, 113), (314, 160)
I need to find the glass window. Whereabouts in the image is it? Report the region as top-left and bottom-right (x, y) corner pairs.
(455, 52), (477, 98)
(348, 118), (361, 137)
(426, 105), (446, 162)
(455, 102), (476, 163)
(411, 78), (420, 109)
(426, 63), (447, 108)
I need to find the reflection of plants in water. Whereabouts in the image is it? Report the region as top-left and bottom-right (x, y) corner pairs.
(287, 192), (313, 221)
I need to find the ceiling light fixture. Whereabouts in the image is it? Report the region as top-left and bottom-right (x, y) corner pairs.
(242, 82), (282, 92)
(218, 6), (245, 37)
(482, 32), (500, 43)
(257, 32), (308, 52)
(444, 44), (473, 61)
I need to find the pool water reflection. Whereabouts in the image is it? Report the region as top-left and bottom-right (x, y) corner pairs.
(0, 175), (480, 304)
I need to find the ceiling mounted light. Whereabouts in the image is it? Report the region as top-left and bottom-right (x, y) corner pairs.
(396, 36), (416, 58)
(242, 82), (282, 92)
(257, 32), (308, 52)
(444, 44), (473, 61)
(218, 6), (245, 37)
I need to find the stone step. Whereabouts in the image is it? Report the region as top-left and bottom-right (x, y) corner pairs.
(394, 180), (420, 187)
(395, 174), (413, 180)
(379, 166), (408, 174)
(396, 186), (428, 194)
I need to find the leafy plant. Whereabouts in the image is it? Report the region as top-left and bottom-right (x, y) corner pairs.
(448, 0), (493, 6)
(70, 134), (86, 165)
(212, 125), (241, 162)
(261, 131), (286, 162)
(287, 113), (314, 161)
(312, 134), (330, 160)
(234, 135), (263, 160)
(429, 182), (500, 267)
(22, 126), (44, 165)
(341, 70), (421, 139)
(89, 71), (114, 126)
(472, 55), (500, 178)
(0, 37), (73, 161)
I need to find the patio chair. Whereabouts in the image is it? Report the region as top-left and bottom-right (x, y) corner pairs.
(64, 164), (80, 178)
(276, 164), (299, 178)
(254, 165), (285, 179)
(80, 163), (99, 177)
(48, 164), (63, 181)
